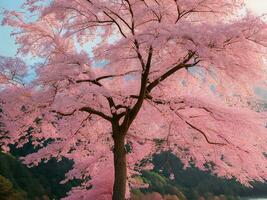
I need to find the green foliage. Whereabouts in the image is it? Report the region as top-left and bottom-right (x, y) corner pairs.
(0, 149), (80, 200)
(140, 171), (186, 200)
(28, 158), (81, 199)
(9, 143), (80, 199)
(0, 175), (27, 200)
(151, 152), (267, 200)
(0, 175), (13, 196)
(0, 152), (46, 199)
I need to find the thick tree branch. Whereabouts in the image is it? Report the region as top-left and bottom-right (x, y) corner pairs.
(53, 107), (112, 122)
(79, 107), (112, 121)
(121, 46), (153, 129)
(146, 52), (199, 93)
(76, 70), (139, 84)
(52, 109), (77, 116)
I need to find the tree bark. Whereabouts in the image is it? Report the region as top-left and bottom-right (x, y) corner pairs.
(112, 131), (127, 200)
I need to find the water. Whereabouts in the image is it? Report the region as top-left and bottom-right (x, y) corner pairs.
(243, 198), (267, 200)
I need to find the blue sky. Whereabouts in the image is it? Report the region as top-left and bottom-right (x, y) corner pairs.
(0, 1), (24, 57)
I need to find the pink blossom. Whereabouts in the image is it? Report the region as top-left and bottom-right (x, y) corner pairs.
(0, 0), (267, 199)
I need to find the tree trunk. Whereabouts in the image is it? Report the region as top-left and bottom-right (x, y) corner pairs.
(112, 133), (127, 200)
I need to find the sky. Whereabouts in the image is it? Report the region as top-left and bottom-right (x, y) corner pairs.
(245, 0), (267, 14)
(0, 1), (22, 57)
(0, 0), (266, 57)
(0, 0), (267, 99)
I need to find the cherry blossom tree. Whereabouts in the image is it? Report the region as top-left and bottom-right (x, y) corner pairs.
(0, 56), (27, 85)
(1, 0), (267, 199)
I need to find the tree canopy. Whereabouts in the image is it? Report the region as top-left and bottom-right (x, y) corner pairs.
(0, 0), (266, 199)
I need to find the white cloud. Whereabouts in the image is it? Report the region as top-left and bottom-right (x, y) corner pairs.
(245, 0), (267, 15)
